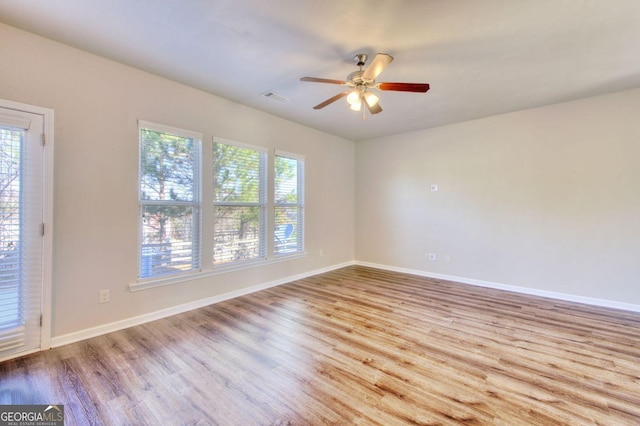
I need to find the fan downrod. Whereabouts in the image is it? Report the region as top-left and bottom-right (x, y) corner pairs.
(355, 53), (368, 67)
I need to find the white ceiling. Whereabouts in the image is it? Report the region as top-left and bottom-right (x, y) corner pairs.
(2, 0), (640, 141)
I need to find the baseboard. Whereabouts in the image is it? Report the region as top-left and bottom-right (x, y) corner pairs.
(47, 258), (640, 349)
(355, 261), (640, 313)
(50, 261), (355, 348)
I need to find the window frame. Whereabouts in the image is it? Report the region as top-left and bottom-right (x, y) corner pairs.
(0, 99), (54, 359)
(212, 137), (267, 267)
(131, 130), (307, 291)
(274, 150), (305, 257)
(137, 120), (202, 281)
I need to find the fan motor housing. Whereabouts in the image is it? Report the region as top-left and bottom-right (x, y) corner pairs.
(347, 70), (374, 87)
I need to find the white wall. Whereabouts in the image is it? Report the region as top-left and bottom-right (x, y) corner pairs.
(356, 88), (640, 306)
(2, 20), (639, 344)
(0, 23), (355, 338)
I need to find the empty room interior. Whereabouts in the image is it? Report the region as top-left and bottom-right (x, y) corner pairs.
(1, 1), (639, 424)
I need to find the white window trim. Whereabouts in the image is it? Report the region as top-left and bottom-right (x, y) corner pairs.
(274, 150), (305, 257)
(274, 150), (305, 162)
(129, 137), (308, 292)
(129, 251), (307, 292)
(212, 137), (268, 267)
(0, 98), (54, 356)
(136, 120), (203, 282)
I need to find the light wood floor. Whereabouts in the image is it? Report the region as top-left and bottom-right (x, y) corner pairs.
(1, 266), (640, 425)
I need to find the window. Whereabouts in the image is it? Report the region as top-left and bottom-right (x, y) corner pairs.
(274, 152), (304, 256)
(0, 101), (52, 361)
(135, 127), (305, 288)
(213, 140), (266, 265)
(138, 121), (201, 279)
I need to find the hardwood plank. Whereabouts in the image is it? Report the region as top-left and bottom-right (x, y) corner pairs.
(1, 265), (639, 425)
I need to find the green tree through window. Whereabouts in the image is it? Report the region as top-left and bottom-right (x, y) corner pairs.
(139, 122), (201, 278)
(213, 141), (266, 264)
(137, 125), (304, 283)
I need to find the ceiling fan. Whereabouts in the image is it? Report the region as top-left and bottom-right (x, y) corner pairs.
(300, 53), (430, 117)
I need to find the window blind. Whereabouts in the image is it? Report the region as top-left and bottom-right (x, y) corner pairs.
(274, 151), (304, 256)
(0, 112), (43, 355)
(138, 120), (202, 279)
(213, 139), (267, 265)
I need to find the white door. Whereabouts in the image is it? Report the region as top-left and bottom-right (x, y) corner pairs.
(0, 106), (47, 360)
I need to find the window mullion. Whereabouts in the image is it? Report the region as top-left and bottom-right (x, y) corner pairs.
(140, 200), (197, 206)
(213, 201), (263, 207)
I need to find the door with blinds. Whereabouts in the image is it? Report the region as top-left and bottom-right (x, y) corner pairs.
(0, 106), (46, 361)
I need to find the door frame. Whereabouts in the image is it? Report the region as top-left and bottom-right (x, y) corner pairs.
(0, 98), (54, 360)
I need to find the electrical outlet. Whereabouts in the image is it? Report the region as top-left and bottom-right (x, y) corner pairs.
(427, 253), (437, 261)
(99, 289), (110, 304)
(431, 184), (438, 192)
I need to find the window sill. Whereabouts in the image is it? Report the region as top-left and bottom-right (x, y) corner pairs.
(129, 252), (308, 292)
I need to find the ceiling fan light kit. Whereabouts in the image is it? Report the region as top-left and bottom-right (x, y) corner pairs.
(364, 91), (379, 107)
(300, 53), (430, 117)
(347, 89), (361, 106)
(346, 87), (379, 112)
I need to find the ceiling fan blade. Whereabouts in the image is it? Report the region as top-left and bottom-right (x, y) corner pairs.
(362, 53), (394, 81)
(300, 77), (347, 85)
(313, 91), (350, 109)
(377, 82), (430, 93)
(366, 101), (382, 115)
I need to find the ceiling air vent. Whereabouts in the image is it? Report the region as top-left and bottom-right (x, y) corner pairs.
(261, 91), (292, 104)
